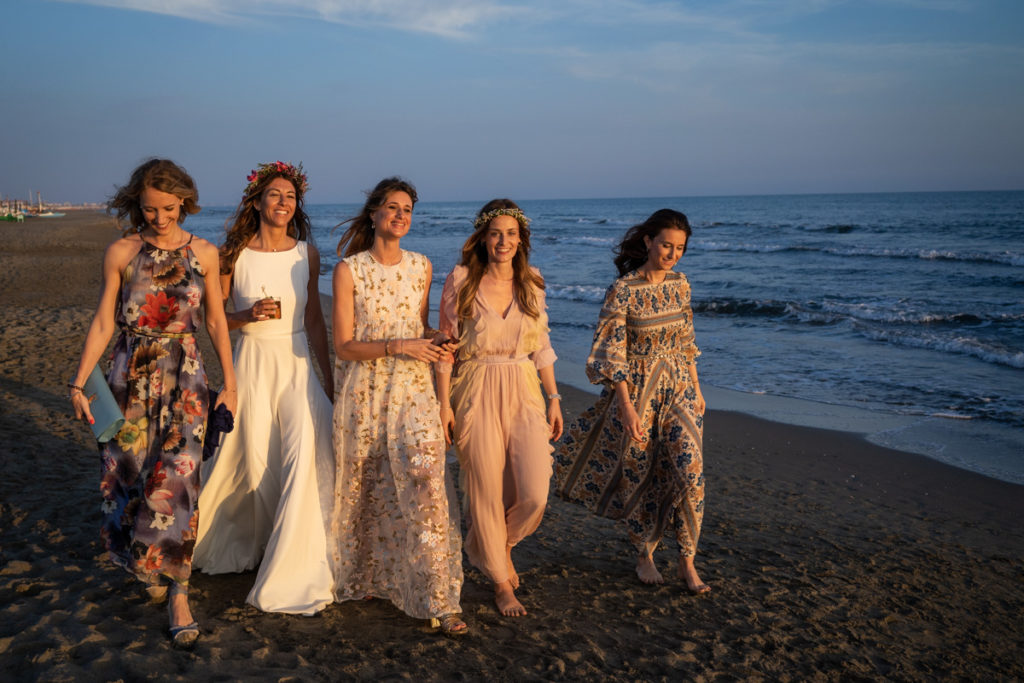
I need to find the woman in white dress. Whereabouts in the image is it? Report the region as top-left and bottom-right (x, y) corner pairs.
(330, 176), (466, 635)
(194, 161), (335, 614)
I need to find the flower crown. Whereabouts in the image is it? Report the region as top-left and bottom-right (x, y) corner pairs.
(473, 207), (531, 230)
(244, 161), (309, 197)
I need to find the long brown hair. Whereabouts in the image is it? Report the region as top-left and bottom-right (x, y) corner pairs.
(613, 208), (691, 276)
(456, 198), (545, 323)
(335, 177), (418, 257)
(219, 165), (313, 276)
(108, 158), (200, 236)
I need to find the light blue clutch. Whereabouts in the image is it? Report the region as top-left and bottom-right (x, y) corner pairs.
(82, 365), (125, 442)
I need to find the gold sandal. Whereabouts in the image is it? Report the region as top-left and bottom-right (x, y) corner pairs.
(432, 613), (468, 636)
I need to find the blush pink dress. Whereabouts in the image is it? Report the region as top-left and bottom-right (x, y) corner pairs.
(439, 265), (556, 583)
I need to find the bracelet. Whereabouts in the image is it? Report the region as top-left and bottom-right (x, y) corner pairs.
(547, 392), (562, 401)
(68, 382), (86, 393)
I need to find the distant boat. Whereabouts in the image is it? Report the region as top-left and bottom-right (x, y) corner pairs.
(33, 211), (65, 218)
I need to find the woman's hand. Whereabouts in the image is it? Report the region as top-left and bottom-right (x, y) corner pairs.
(215, 388), (237, 415)
(249, 297), (279, 322)
(70, 390), (96, 426)
(440, 404), (455, 447)
(695, 388), (706, 414)
(619, 399), (646, 443)
(431, 331), (459, 355)
(396, 338), (444, 363)
(547, 398), (563, 441)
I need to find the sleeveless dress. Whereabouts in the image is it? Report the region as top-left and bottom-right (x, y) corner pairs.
(554, 270), (705, 557)
(99, 237), (209, 585)
(330, 250), (463, 620)
(438, 265), (556, 583)
(194, 242), (334, 615)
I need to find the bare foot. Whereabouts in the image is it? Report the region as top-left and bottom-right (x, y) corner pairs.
(505, 545), (520, 590)
(678, 556), (710, 594)
(635, 554), (664, 584)
(495, 580), (527, 617)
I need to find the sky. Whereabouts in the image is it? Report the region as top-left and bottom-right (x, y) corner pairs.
(2, 0), (1023, 205)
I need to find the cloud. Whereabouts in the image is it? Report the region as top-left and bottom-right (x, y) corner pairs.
(58, 0), (523, 37)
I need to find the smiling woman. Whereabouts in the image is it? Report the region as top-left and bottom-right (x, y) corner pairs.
(194, 160), (336, 616)
(67, 158), (238, 649)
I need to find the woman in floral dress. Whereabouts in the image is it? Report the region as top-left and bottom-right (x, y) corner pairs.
(69, 159), (237, 648)
(554, 209), (710, 593)
(435, 199), (563, 617)
(330, 177), (466, 635)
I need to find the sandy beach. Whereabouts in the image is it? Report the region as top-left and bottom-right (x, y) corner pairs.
(2, 211), (1022, 681)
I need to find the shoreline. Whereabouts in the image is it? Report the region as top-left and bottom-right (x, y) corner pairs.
(2, 212), (1022, 680)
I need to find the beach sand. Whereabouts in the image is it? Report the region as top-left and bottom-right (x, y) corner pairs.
(2, 212), (1022, 681)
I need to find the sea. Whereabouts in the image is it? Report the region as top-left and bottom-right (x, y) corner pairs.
(186, 191), (1024, 485)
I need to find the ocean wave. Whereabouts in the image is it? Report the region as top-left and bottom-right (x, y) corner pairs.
(693, 298), (791, 318)
(546, 283), (607, 303)
(862, 329), (1024, 369)
(693, 240), (1023, 266)
(800, 301), (1024, 327)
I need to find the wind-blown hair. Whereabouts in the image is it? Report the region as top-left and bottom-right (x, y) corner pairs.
(219, 166), (314, 276)
(613, 208), (691, 276)
(108, 158), (200, 235)
(335, 177), (418, 257)
(456, 198), (544, 323)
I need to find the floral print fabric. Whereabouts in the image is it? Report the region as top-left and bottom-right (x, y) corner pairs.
(330, 250), (463, 620)
(554, 270), (705, 556)
(99, 238), (209, 584)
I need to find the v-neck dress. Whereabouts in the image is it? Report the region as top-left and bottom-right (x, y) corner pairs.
(438, 265), (556, 583)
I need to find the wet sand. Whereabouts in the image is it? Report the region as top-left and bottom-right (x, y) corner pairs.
(1, 212), (1022, 681)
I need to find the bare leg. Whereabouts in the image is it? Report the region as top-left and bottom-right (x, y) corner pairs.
(168, 582), (199, 648)
(506, 544), (520, 590)
(677, 555), (710, 594)
(635, 541), (663, 584)
(494, 579), (527, 617)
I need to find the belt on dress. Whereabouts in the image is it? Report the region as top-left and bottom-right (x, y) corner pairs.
(120, 325), (194, 339)
(463, 354), (530, 365)
(628, 349), (686, 360)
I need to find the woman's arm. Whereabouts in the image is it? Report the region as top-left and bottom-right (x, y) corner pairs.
(538, 364), (563, 441)
(332, 261), (442, 363)
(614, 380), (645, 443)
(435, 269), (458, 445)
(195, 240), (237, 414)
(69, 239), (133, 424)
(304, 244), (334, 397)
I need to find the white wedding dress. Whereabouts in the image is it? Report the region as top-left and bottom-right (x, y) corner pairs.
(195, 241), (334, 615)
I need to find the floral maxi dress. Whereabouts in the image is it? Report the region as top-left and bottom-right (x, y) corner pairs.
(99, 237), (209, 585)
(554, 270), (705, 557)
(330, 250), (463, 620)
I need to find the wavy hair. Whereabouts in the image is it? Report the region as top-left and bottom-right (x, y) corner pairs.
(219, 167), (314, 276)
(613, 208), (691, 276)
(456, 198), (544, 323)
(335, 177), (418, 257)
(108, 158), (200, 235)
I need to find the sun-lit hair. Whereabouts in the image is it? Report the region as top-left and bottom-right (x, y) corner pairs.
(456, 198), (544, 323)
(108, 158), (200, 236)
(613, 208), (691, 276)
(219, 162), (314, 276)
(335, 177), (418, 257)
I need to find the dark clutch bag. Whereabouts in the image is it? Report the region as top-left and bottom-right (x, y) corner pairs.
(203, 389), (235, 461)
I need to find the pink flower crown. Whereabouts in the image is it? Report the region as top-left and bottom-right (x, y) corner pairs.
(244, 161), (309, 197)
